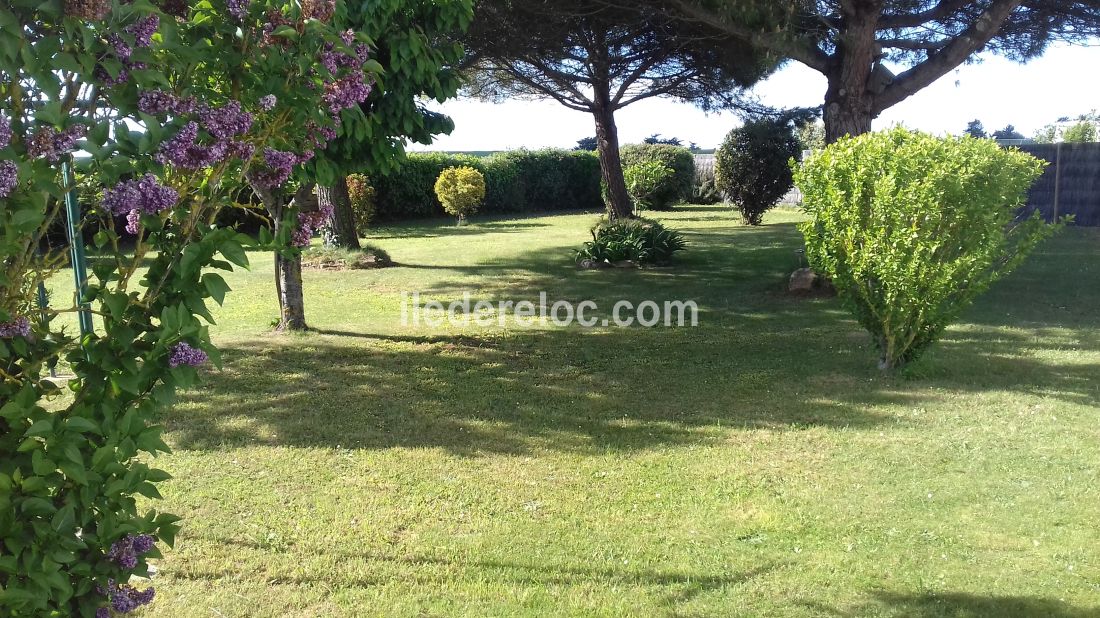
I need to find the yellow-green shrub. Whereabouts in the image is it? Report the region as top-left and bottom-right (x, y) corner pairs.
(434, 166), (487, 224)
(795, 128), (1055, 370)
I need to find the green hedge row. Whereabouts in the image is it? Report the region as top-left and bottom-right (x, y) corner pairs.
(370, 149), (604, 219)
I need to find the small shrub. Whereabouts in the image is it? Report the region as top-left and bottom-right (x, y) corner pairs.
(689, 178), (723, 205)
(619, 143), (695, 210)
(795, 128), (1055, 370)
(576, 217), (687, 266)
(434, 166), (486, 225)
(716, 118), (801, 225)
(346, 174), (376, 235)
(623, 161), (676, 213)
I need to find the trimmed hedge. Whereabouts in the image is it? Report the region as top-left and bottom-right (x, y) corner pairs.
(619, 143), (695, 209)
(370, 149), (603, 220)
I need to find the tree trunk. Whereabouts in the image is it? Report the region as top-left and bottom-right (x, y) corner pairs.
(271, 211), (308, 332)
(246, 172), (311, 332)
(822, 5), (881, 144)
(823, 82), (875, 144)
(319, 177), (361, 249)
(593, 104), (633, 219)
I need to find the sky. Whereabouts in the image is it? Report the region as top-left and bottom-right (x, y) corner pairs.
(410, 42), (1100, 152)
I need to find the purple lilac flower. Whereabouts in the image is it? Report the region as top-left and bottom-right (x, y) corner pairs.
(126, 15), (159, 48)
(198, 101), (253, 140)
(156, 122), (220, 170)
(293, 210), (330, 248)
(26, 125), (85, 162)
(227, 0), (250, 19)
(96, 607), (110, 618)
(138, 90), (181, 116)
(0, 115), (11, 150)
(258, 94), (277, 111)
(0, 316), (31, 338)
(27, 128), (57, 159)
(252, 148), (300, 188)
(102, 174), (179, 217)
(226, 140), (256, 162)
(306, 122), (338, 149)
(125, 209), (142, 235)
(54, 124), (86, 154)
(169, 342), (208, 368)
(96, 64), (132, 88)
(107, 534), (157, 572)
(319, 43), (365, 76)
(323, 72), (372, 116)
(261, 9), (293, 46)
(131, 534), (156, 554)
(107, 583), (156, 612)
(107, 34), (133, 61)
(0, 161), (17, 198)
(173, 95), (197, 115)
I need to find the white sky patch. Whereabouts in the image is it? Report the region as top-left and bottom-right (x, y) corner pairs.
(411, 42), (1100, 151)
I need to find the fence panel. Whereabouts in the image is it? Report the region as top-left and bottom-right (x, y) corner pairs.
(1015, 143), (1100, 226)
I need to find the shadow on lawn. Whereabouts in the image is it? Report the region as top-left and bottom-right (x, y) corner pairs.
(166, 324), (910, 455)
(367, 212), (583, 241)
(177, 539), (781, 609)
(168, 220), (1100, 454)
(807, 591), (1100, 617)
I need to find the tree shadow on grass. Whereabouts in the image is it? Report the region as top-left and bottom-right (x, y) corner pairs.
(167, 323), (914, 455)
(170, 220), (1100, 454)
(173, 539), (781, 611)
(367, 212), (582, 240)
(806, 591), (1100, 617)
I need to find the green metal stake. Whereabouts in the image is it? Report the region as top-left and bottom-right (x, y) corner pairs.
(35, 281), (57, 378)
(61, 159), (94, 338)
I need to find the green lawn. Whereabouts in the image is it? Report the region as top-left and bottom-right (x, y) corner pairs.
(124, 205), (1099, 617)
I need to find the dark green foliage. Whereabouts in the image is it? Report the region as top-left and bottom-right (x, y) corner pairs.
(370, 150), (602, 219)
(576, 217), (687, 266)
(689, 178), (723, 205)
(994, 125), (1027, 140)
(619, 144), (695, 210)
(715, 118), (801, 225)
(574, 137), (598, 151)
(964, 120), (988, 139)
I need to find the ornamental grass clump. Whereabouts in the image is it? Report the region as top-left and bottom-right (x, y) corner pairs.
(435, 166), (486, 225)
(795, 128), (1057, 370)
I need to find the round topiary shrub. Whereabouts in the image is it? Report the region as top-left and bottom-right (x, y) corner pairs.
(619, 143), (694, 210)
(795, 127), (1054, 370)
(715, 118), (801, 225)
(434, 166), (486, 225)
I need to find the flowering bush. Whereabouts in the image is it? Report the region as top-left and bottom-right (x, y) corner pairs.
(434, 166), (486, 224)
(0, 0), (375, 615)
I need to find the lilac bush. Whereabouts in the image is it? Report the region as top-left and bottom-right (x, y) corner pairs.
(0, 0), (379, 615)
